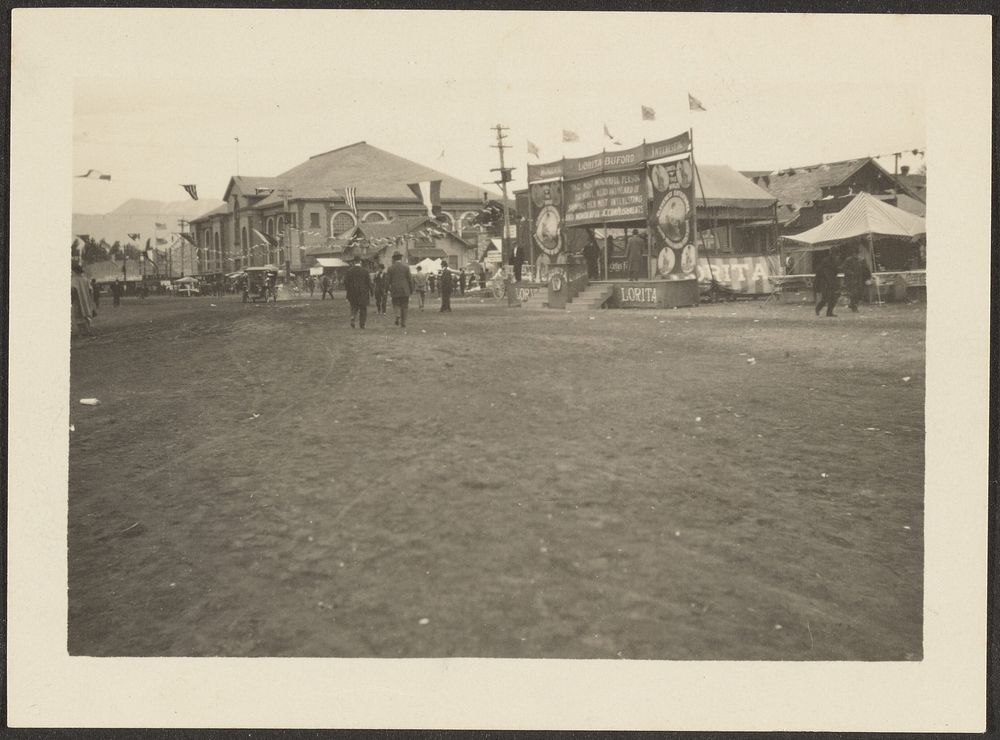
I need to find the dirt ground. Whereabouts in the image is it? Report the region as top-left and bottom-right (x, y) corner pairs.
(68, 289), (925, 659)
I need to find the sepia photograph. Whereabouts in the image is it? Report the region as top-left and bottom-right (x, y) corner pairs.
(8, 7), (990, 731)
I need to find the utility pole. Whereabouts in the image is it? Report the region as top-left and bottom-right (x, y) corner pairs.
(178, 218), (190, 276)
(278, 187), (293, 278)
(892, 151), (901, 175)
(490, 124), (514, 266)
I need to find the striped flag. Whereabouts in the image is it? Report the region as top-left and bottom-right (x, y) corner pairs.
(344, 186), (358, 216)
(527, 140), (540, 159)
(641, 105), (656, 121)
(407, 180), (442, 218)
(688, 93), (707, 112)
(181, 184), (199, 200)
(75, 169), (111, 180)
(178, 232), (197, 246)
(562, 129), (580, 143)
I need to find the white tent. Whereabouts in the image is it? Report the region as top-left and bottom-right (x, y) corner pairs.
(315, 257), (349, 268)
(411, 257), (447, 274)
(782, 191), (925, 250)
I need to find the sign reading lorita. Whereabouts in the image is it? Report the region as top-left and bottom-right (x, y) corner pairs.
(648, 155), (697, 278)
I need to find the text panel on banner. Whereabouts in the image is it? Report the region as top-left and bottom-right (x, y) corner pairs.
(648, 155), (697, 278)
(563, 171), (646, 227)
(529, 180), (564, 258)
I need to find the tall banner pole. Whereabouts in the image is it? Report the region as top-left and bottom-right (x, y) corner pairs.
(691, 131), (718, 294)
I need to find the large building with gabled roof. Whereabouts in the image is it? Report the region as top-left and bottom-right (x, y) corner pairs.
(189, 141), (496, 275)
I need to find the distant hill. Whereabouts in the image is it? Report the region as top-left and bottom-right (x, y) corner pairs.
(72, 198), (225, 245)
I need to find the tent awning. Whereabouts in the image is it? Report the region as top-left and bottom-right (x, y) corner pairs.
(782, 191), (925, 247)
(315, 257), (349, 268)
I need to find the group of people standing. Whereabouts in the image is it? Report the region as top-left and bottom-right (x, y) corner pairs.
(341, 254), (461, 330)
(813, 246), (873, 316)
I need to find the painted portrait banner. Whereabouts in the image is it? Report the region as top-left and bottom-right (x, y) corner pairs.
(563, 171), (646, 227)
(648, 155), (697, 279)
(528, 180), (564, 257)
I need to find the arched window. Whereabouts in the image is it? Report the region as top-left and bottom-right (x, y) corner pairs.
(362, 211), (387, 223)
(458, 211), (479, 232)
(437, 212), (455, 230)
(331, 211), (357, 237)
(241, 226), (248, 250)
(277, 248), (285, 264)
(266, 217), (275, 235)
(276, 216), (284, 236)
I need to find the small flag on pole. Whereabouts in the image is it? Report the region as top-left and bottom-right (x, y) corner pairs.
(181, 184), (199, 200)
(527, 140), (540, 159)
(407, 180), (442, 218)
(688, 93), (707, 112)
(155, 222), (167, 230)
(128, 233), (141, 241)
(641, 105), (656, 121)
(344, 186), (358, 217)
(75, 169), (111, 181)
(562, 129), (580, 143)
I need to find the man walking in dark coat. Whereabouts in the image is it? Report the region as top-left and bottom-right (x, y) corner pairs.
(320, 274), (335, 300)
(387, 252), (415, 329)
(439, 260), (453, 312)
(841, 247), (872, 313)
(814, 252), (840, 317)
(372, 264), (389, 315)
(583, 237), (600, 279)
(344, 255), (373, 328)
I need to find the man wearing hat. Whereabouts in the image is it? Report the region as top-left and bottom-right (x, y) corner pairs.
(438, 258), (453, 312)
(372, 263), (389, 315)
(387, 252), (414, 329)
(626, 229), (645, 281)
(344, 255), (373, 329)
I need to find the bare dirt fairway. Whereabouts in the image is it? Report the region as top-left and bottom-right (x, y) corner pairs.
(68, 292), (924, 659)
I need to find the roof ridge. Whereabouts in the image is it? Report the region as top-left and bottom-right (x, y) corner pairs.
(309, 141), (368, 160)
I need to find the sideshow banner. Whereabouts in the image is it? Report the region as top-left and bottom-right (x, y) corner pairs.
(529, 180), (564, 257)
(648, 155), (697, 278)
(563, 171), (645, 226)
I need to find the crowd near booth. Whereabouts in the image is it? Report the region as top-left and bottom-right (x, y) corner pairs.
(779, 191), (926, 299)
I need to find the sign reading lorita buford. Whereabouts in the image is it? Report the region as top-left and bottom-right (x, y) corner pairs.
(648, 155), (697, 278)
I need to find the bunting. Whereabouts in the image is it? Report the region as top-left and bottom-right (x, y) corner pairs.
(178, 232), (197, 246)
(252, 228), (276, 247)
(407, 180), (442, 217)
(76, 169), (111, 180)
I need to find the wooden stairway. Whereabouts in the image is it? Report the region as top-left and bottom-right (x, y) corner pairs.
(565, 283), (614, 311)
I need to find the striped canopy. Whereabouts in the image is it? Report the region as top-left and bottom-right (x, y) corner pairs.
(782, 191), (926, 248)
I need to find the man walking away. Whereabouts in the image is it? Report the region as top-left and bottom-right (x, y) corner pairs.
(111, 279), (122, 306)
(626, 229), (644, 281)
(320, 273), (335, 300)
(90, 278), (100, 308)
(413, 265), (428, 310)
(459, 268), (467, 295)
(387, 252), (415, 329)
(308, 275), (316, 297)
(344, 255), (373, 329)
(841, 246), (872, 313)
(814, 251), (840, 317)
(372, 264), (389, 315)
(439, 260), (453, 312)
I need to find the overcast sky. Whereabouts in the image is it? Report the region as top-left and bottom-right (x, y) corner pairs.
(70, 10), (927, 213)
